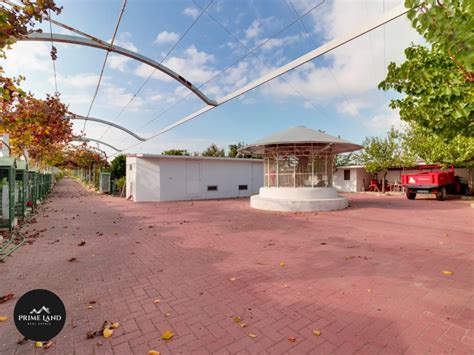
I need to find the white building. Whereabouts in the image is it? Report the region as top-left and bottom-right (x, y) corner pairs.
(126, 154), (263, 202)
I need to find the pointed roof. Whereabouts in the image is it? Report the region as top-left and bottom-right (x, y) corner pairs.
(239, 126), (362, 155)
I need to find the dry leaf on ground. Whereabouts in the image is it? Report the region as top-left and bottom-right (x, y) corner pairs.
(153, 299), (160, 304)
(35, 341), (43, 348)
(233, 316), (242, 323)
(110, 322), (120, 329)
(313, 330), (321, 336)
(0, 316), (9, 321)
(442, 270), (454, 275)
(67, 257), (78, 262)
(288, 336), (297, 342)
(103, 327), (113, 338)
(160, 330), (173, 340)
(148, 351), (161, 355)
(0, 293), (14, 304)
(43, 341), (53, 349)
(248, 333), (257, 338)
(279, 262), (285, 267)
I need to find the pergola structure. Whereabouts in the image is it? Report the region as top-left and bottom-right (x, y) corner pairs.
(239, 126), (362, 212)
(7, 0), (408, 154)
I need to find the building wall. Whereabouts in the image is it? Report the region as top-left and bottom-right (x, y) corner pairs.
(125, 157), (137, 200)
(128, 156), (264, 202)
(356, 168), (373, 191)
(333, 168), (358, 192)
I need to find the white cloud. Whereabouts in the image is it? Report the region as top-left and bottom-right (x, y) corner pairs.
(134, 45), (218, 85)
(155, 31), (179, 44)
(245, 20), (262, 39)
(51, 73), (100, 89)
(337, 99), (369, 116)
(2, 42), (51, 76)
(107, 33), (138, 72)
(256, 34), (302, 51)
(364, 109), (402, 131)
(182, 6), (199, 19)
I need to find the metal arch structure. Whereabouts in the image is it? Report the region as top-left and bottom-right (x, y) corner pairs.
(68, 114), (145, 141)
(21, 33), (218, 107)
(73, 137), (121, 152)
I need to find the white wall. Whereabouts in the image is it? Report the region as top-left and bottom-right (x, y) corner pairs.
(333, 168), (358, 192)
(128, 156), (264, 202)
(125, 157), (137, 200)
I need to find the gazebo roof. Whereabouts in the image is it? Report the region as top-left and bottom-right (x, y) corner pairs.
(239, 126), (363, 155)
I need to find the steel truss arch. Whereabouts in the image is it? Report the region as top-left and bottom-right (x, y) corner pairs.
(73, 137), (120, 152)
(21, 33), (218, 106)
(68, 114), (145, 141)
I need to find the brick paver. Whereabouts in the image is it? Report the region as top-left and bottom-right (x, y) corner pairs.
(0, 178), (472, 354)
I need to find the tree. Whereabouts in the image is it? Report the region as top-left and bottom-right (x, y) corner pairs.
(202, 144), (225, 157)
(405, 0), (473, 81)
(161, 149), (190, 156)
(334, 152), (363, 167)
(361, 128), (415, 193)
(379, 45), (473, 139)
(109, 154), (126, 180)
(228, 142), (245, 158)
(1, 93), (73, 166)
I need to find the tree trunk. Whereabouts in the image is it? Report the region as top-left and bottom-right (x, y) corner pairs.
(382, 172), (387, 193)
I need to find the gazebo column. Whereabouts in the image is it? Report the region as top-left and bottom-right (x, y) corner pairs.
(276, 155), (279, 188)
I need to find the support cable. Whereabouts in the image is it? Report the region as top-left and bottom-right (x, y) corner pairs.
(98, 0), (214, 141)
(48, 9), (58, 94)
(83, 0), (127, 132)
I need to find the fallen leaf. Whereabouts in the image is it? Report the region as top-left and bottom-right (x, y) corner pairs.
(0, 316), (9, 321)
(103, 327), (113, 338)
(67, 257), (78, 262)
(367, 289), (372, 292)
(239, 323), (247, 328)
(78, 241), (86, 246)
(165, 312), (171, 317)
(229, 277), (236, 281)
(110, 322), (120, 329)
(17, 337), (28, 345)
(233, 316), (242, 323)
(313, 330), (321, 336)
(288, 336), (297, 342)
(87, 331), (99, 339)
(43, 341), (53, 349)
(0, 293), (14, 304)
(160, 330), (173, 340)
(279, 262), (286, 267)
(148, 351), (161, 355)
(89, 301), (97, 304)
(153, 299), (160, 304)
(87, 306), (93, 310)
(35, 341), (43, 348)
(442, 270), (454, 276)
(248, 333), (257, 338)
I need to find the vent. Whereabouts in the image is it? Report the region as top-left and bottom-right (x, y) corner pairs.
(207, 185), (218, 191)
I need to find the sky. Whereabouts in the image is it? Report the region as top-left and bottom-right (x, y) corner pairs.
(1, 0), (424, 157)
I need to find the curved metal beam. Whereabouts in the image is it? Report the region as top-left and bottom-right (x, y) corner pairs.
(68, 114), (145, 141)
(74, 137), (120, 152)
(21, 33), (218, 106)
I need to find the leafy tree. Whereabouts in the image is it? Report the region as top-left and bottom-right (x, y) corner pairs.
(361, 128), (415, 193)
(161, 149), (190, 156)
(379, 45), (473, 138)
(228, 142), (245, 158)
(405, 0), (473, 80)
(1, 93), (72, 165)
(202, 144), (225, 157)
(335, 152), (363, 167)
(109, 154), (126, 180)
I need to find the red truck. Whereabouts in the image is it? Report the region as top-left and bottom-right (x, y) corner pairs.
(401, 166), (467, 201)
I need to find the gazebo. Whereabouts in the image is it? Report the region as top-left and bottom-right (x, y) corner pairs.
(238, 126), (362, 212)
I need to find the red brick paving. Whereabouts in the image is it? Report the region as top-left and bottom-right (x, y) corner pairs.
(0, 178), (472, 354)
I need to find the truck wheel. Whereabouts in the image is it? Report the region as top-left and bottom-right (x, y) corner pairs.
(406, 191), (416, 200)
(436, 187), (446, 201)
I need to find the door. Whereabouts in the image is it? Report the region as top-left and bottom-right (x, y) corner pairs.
(186, 161), (201, 198)
(251, 162), (262, 194)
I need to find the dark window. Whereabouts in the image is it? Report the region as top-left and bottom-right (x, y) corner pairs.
(207, 185), (218, 191)
(238, 185), (248, 190)
(344, 169), (351, 180)
(129, 165), (133, 171)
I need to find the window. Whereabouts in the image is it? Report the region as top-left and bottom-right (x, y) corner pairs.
(207, 185), (218, 191)
(238, 185), (248, 190)
(344, 169), (351, 180)
(129, 165), (133, 171)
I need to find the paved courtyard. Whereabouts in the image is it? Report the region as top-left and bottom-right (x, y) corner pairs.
(0, 178), (472, 354)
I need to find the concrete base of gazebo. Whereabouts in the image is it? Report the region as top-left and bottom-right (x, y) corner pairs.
(250, 187), (348, 212)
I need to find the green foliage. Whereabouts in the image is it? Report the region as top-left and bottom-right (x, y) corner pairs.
(405, 0), (473, 77)
(228, 142), (245, 158)
(334, 152), (363, 167)
(109, 154), (126, 180)
(379, 45), (473, 138)
(361, 128), (415, 192)
(403, 124), (474, 168)
(202, 144), (225, 157)
(161, 149), (190, 156)
(115, 176), (126, 190)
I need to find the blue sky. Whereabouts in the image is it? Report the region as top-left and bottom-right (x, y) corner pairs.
(1, 0), (423, 157)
